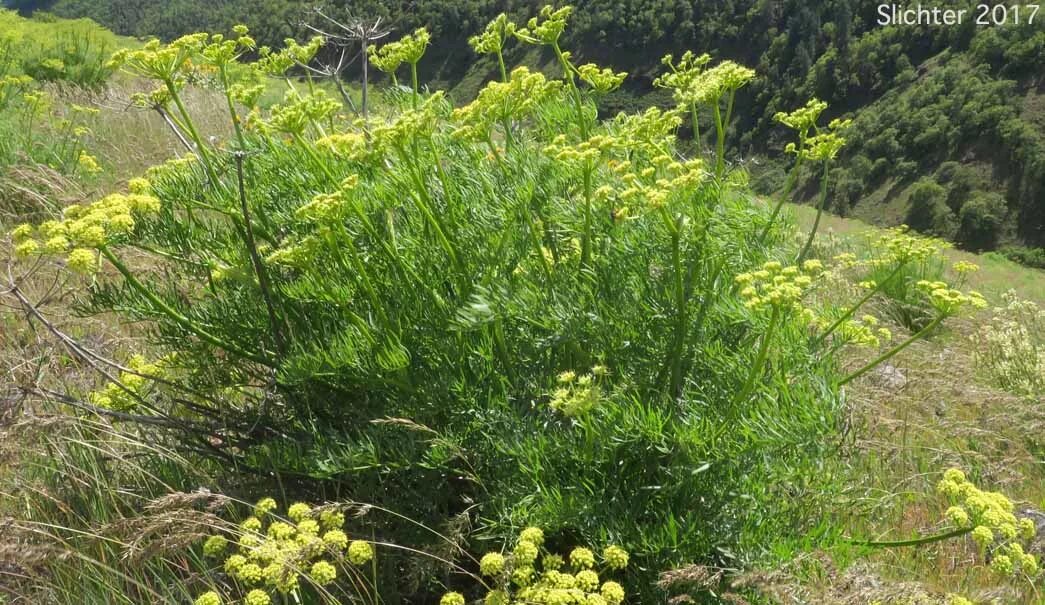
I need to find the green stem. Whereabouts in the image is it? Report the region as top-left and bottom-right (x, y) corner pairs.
(553, 42), (588, 139)
(734, 306), (779, 405)
(410, 62), (419, 109)
(496, 49), (508, 82)
(100, 247), (274, 367)
(813, 261), (907, 346)
(845, 526), (971, 548)
(164, 77), (220, 189)
(797, 160), (831, 263)
(690, 103), (701, 155)
(839, 314), (944, 386)
(664, 211), (688, 397)
(493, 319), (516, 385)
(713, 99), (725, 178)
(234, 154), (287, 359)
(396, 146), (462, 275)
(581, 160), (593, 265)
(758, 146), (805, 243)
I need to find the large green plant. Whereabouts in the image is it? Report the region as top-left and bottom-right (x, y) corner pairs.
(6, 9), (984, 599)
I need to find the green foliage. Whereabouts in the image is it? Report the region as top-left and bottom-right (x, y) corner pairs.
(906, 177), (956, 239)
(6, 17), (870, 599)
(0, 8), (117, 88)
(958, 191), (1008, 252)
(995, 245), (1045, 270)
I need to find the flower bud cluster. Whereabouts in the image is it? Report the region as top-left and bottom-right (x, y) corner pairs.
(515, 6), (573, 46)
(369, 28), (431, 73)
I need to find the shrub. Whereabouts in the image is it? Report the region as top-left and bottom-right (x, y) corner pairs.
(7, 18), (848, 597)
(6, 13), (986, 601)
(958, 191), (1007, 251)
(936, 161), (984, 213)
(906, 177), (956, 239)
(995, 245), (1045, 269)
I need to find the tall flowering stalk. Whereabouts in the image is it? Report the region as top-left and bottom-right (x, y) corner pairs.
(759, 98), (827, 242)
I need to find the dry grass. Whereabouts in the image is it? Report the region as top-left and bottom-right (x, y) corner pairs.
(761, 205), (1045, 603)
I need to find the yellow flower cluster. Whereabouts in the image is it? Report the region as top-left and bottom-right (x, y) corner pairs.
(915, 280), (987, 316)
(952, 260), (980, 276)
(315, 132), (368, 161)
(610, 156), (705, 210)
(370, 92), (449, 152)
(829, 314), (891, 348)
(294, 176), (360, 223)
(774, 98), (827, 137)
(544, 133), (623, 169)
(577, 63), (626, 94)
(657, 56), (754, 107)
(87, 353), (174, 411)
(872, 225), (949, 265)
(937, 468), (1039, 578)
(77, 151), (102, 174)
(369, 28), (431, 73)
(198, 499), (373, 604)
(785, 118), (850, 162)
(610, 107), (682, 156)
(198, 28), (257, 70)
(462, 526), (629, 605)
(515, 5), (573, 46)
(654, 51), (712, 107)
(549, 366), (607, 417)
(264, 89), (341, 136)
(145, 154), (198, 182)
(11, 188), (161, 269)
(108, 33), (210, 81)
(469, 13), (517, 55)
(735, 260), (823, 316)
(257, 36), (324, 77)
(451, 67), (561, 141)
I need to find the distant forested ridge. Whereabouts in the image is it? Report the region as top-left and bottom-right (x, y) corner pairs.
(6, 0), (1045, 253)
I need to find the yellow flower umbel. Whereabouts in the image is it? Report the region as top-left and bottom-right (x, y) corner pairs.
(452, 67), (561, 144)
(9, 186), (161, 272)
(87, 353), (173, 411)
(515, 5), (573, 47)
(549, 367), (605, 417)
(198, 499), (376, 603)
(936, 468), (1039, 580)
(915, 280), (988, 317)
(735, 260), (822, 318)
(472, 528), (630, 605)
